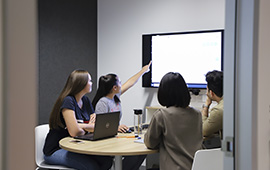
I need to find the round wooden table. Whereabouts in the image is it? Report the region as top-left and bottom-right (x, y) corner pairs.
(59, 134), (158, 170)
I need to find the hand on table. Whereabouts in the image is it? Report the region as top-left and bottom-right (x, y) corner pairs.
(118, 124), (129, 133)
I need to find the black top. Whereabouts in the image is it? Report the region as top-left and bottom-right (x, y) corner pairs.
(43, 95), (94, 156)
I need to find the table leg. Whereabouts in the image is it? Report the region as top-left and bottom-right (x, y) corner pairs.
(114, 155), (122, 170)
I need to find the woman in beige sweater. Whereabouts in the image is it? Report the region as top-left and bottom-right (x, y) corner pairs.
(144, 72), (203, 170)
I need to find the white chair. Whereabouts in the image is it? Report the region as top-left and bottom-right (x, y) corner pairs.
(191, 148), (223, 170)
(35, 124), (74, 170)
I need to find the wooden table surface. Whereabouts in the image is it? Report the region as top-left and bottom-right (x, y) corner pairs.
(59, 133), (158, 156)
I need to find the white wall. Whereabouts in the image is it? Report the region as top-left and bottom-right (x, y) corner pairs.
(98, 0), (225, 125)
(257, 0), (270, 169)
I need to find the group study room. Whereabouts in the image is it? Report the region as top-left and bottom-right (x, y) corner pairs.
(36, 1), (226, 170)
(37, 31), (224, 170)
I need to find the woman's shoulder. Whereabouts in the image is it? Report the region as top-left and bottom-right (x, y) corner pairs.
(63, 95), (75, 102)
(160, 106), (200, 115)
(153, 107), (168, 117)
(61, 96), (76, 109)
(97, 96), (111, 103)
(188, 106), (201, 113)
(82, 95), (91, 102)
(95, 97), (110, 108)
(184, 107), (201, 118)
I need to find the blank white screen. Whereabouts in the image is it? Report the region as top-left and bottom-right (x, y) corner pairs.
(151, 31), (222, 87)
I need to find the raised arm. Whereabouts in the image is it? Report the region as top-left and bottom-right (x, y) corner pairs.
(121, 61), (151, 95)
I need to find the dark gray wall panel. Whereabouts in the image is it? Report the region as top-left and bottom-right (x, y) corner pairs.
(38, 0), (97, 125)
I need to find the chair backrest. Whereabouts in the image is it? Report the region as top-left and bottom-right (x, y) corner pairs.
(191, 148), (223, 170)
(35, 124), (50, 167)
(35, 124), (75, 170)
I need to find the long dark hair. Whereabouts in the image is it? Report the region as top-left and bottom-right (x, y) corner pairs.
(92, 73), (120, 109)
(158, 72), (190, 108)
(49, 69), (89, 129)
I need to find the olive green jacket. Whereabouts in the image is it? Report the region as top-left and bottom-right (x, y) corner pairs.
(202, 99), (223, 139)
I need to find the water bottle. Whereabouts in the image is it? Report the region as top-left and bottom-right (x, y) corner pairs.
(133, 109), (143, 135)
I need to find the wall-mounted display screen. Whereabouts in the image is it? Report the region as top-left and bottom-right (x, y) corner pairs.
(142, 29), (224, 89)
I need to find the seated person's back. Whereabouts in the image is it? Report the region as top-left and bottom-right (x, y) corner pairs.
(144, 72), (203, 170)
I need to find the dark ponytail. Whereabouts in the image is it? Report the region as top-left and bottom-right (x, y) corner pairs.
(92, 74), (120, 109)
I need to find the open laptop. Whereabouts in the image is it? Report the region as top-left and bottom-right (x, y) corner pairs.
(74, 111), (120, 141)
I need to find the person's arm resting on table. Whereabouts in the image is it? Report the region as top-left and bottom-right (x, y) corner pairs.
(62, 108), (94, 137)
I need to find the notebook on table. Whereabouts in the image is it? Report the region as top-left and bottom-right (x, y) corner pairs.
(74, 111), (120, 141)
